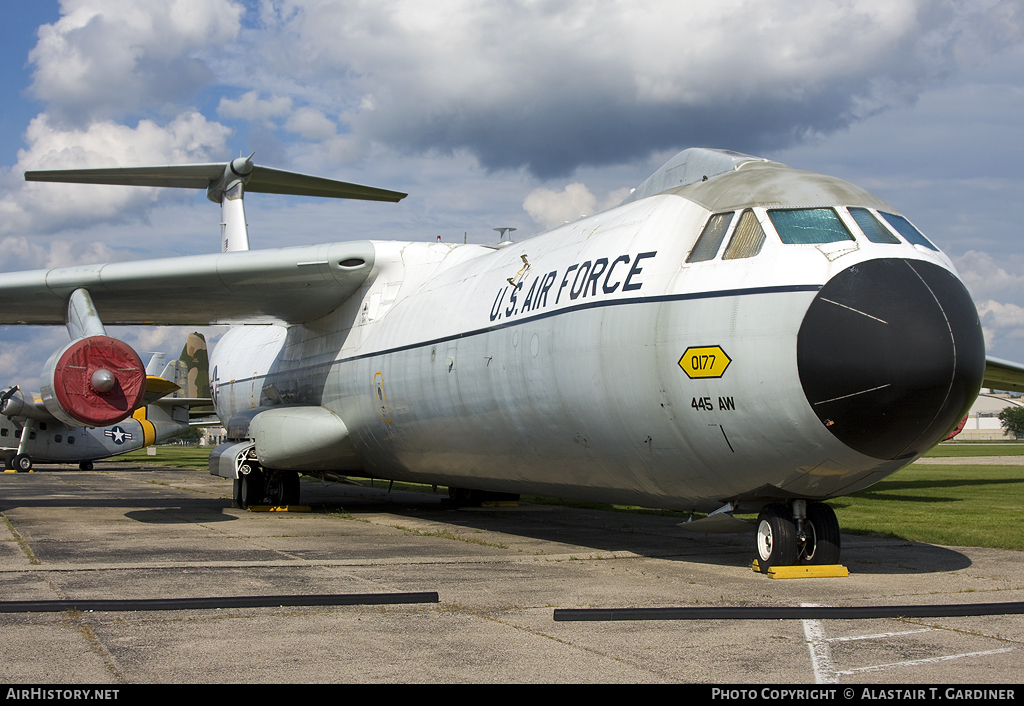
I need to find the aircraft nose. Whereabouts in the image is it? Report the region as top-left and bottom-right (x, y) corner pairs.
(797, 258), (985, 460)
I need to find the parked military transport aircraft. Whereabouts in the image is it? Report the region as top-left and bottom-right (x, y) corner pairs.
(5, 148), (1023, 571)
(0, 332), (211, 471)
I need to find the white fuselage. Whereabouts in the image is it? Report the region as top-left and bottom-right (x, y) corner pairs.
(210, 189), (962, 511)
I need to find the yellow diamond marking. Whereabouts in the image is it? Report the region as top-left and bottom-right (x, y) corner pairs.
(679, 346), (731, 379)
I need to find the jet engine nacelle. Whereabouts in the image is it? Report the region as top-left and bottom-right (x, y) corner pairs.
(39, 335), (146, 427)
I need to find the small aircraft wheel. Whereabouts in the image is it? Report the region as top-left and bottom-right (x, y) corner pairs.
(756, 503), (797, 571)
(4, 453), (14, 470)
(13, 454), (32, 472)
(232, 478), (243, 508)
(240, 470), (264, 509)
(801, 502), (841, 565)
(79, 460), (94, 471)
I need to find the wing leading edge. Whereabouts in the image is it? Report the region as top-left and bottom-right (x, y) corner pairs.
(983, 356), (1024, 394)
(0, 241), (375, 326)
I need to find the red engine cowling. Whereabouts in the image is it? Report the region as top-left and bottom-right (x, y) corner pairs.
(40, 336), (146, 427)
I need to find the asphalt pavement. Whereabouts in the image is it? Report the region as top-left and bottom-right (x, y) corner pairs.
(0, 463), (1021, 684)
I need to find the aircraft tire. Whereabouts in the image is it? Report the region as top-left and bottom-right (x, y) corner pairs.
(801, 502), (841, 565)
(281, 471), (300, 505)
(240, 470), (264, 510)
(4, 453), (13, 470)
(232, 478), (243, 508)
(13, 454), (32, 472)
(79, 461), (94, 471)
(756, 503), (797, 571)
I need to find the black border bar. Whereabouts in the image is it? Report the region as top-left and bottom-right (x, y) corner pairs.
(554, 601), (1024, 621)
(0, 591), (439, 613)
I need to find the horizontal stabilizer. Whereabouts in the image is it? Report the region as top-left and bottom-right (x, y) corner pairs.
(25, 163), (406, 203)
(245, 166), (405, 201)
(142, 376), (181, 405)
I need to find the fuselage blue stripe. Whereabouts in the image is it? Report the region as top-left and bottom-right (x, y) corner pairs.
(216, 283), (822, 389)
(339, 283), (822, 365)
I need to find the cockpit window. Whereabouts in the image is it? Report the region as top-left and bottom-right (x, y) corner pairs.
(722, 209), (766, 260)
(878, 212), (938, 251)
(767, 208), (855, 244)
(848, 207), (900, 244)
(687, 212), (734, 263)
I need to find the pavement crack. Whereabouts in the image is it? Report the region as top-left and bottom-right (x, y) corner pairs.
(1, 512), (40, 565)
(477, 610), (671, 680)
(899, 617), (1024, 646)
(64, 611), (127, 684)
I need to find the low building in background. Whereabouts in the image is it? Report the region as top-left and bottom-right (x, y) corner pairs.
(954, 391), (1024, 441)
(201, 427), (226, 447)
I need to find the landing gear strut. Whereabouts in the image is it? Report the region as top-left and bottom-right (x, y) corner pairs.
(756, 500), (840, 572)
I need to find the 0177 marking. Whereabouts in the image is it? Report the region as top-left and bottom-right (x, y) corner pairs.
(679, 345), (732, 379)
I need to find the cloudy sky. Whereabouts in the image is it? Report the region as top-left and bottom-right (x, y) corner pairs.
(1, 0), (1023, 390)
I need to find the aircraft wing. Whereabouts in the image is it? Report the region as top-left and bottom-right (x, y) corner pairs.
(0, 241), (374, 326)
(983, 356), (1024, 394)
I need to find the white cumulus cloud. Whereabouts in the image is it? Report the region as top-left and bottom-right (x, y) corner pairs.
(977, 299), (1024, 359)
(523, 183), (632, 229)
(29, 0), (244, 124)
(954, 250), (1024, 303)
(284, 107), (337, 141)
(217, 91), (294, 122)
(237, 0), (1024, 176)
(0, 112), (231, 235)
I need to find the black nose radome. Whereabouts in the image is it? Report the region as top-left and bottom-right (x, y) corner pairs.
(797, 259), (985, 460)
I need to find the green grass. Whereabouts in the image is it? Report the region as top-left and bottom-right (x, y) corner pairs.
(827, 462), (1024, 550)
(925, 442), (1024, 457)
(115, 446), (213, 469)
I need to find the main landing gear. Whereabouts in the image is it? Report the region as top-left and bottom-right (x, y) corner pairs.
(234, 465), (300, 509)
(755, 499), (840, 572)
(4, 453), (32, 472)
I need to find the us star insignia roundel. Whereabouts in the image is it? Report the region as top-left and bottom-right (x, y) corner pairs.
(104, 426), (133, 444)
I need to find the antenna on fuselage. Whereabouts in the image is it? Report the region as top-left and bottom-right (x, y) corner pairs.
(493, 227), (516, 243)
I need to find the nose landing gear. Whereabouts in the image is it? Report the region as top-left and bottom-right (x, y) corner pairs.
(755, 500), (841, 573)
